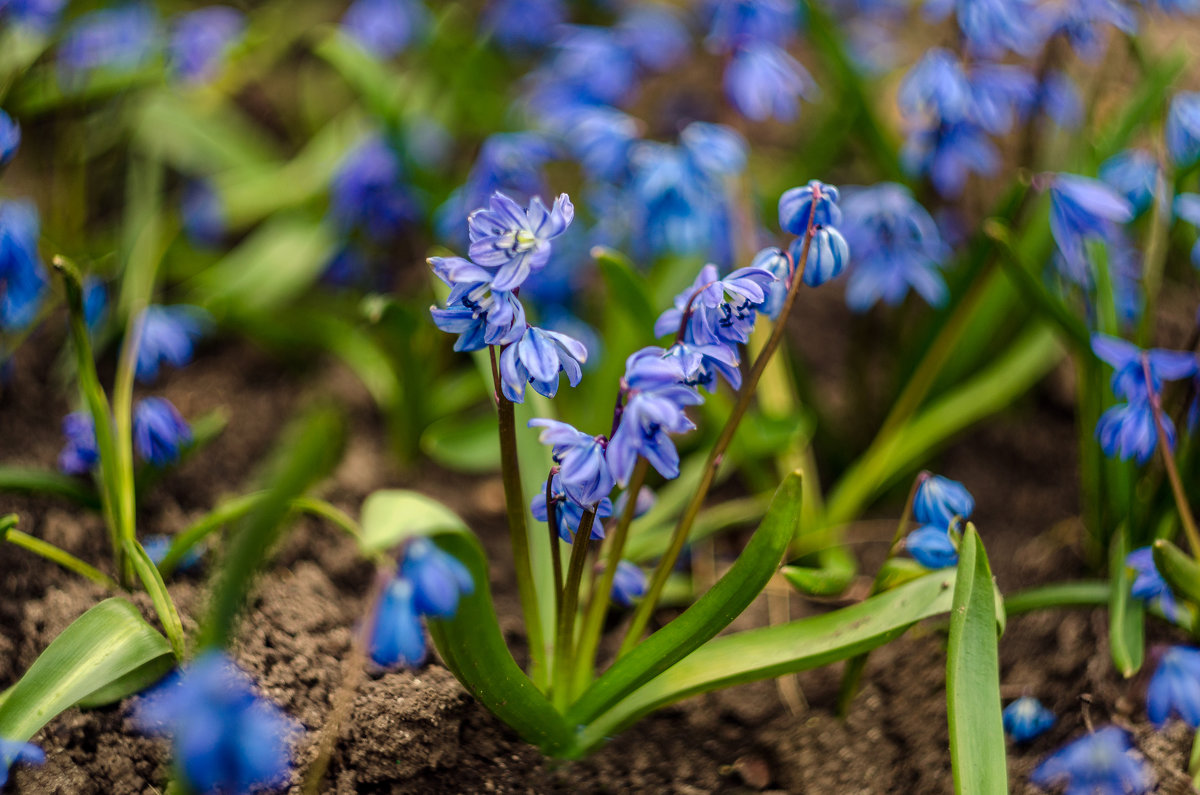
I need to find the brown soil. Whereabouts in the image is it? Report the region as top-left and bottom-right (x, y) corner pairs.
(2, 325), (1197, 794)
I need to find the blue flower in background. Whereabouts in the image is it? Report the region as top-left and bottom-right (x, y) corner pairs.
(1047, 173), (1133, 277)
(614, 485), (657, 520)
(532, 473), (613, 542)
(133, 397), (192, 467)
(136, 305), (210, 383)
(1175, 193), (1200, 267)
(1097, 400), (1168, 464)
(529, 419), (613, 506)
(968, 63), (1035, 135)
(752, 247), (792, 319)
(1148, 646), (1200, 727)
(181, 180), (227, 248)
(841, 183), (948, 311)
(143, 533), (204, 571)
(679, 122), (747, 177)
(913, 474), (974, 528)
(169, 6), (244, 84)
(399, 538), (474, 619)
(902, 121), (998, 198)
(557, 107), (639, 181)
(57, 411), (99, 476)
(946, 0), (1041, 57)
(906, 525), (958, 568)
(460, 133), (555, 220)
(1100, 150), (1160, 216)
(341, 0), (427, 59)
(796, 226), (849, 287)
(705, 0), (799, 52)
(527, 26), (639, 114)
(1127, 547), (1181, 622)
(429, 255), (527, 350)
(725, 43), (814, 122)
(1091, 334), (1197, 401)
(898, 49), (974, 124)
(0, 200), (47, 332)
(0, 110), (19, 168)
(83, 278), (108, 333)
(611, 560), (647, 606)
(0, 738), (44, 788)
(498, 325), (587, 403)
(369, 575), (427, 667)
(653, 263), (776, 348)
(2, 0), (67, 33)
(616, 4), (690, 71)
(1168, 92), (1200, 168)
(1046, 0), (1136, 60)
(58, 5), (162, 83)
(1031, 726), (1150, 795)
(1027, 70), (1083, 130)
(483, 0), (566, 50)
(331, 135), (416, 244)
(1003, 697), (1055, 743)
(133, 651), (299, 795)
(469, 192), (574, 292)
(779, 180), (841, 234)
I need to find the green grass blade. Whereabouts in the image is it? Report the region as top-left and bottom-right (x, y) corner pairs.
(946, 527), (1007, 795)
(1109, 524), (1145, 677)
(124, 538), (186, 659)
(1004, 581), (1110, 614)
(0, 467), (100, 507)
(1153, 539), (1200, 605)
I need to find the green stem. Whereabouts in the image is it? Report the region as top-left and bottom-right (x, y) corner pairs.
(3, 522), (119, 589)
(1189, 730), (1200, 787)
(1003, 581), (1110, 614)
(0, 466), (100, 507)
(546, 471), (564, 633)
(1146, 369), (1200, 559)
(553, 510), (596, 710)
(619, 201), (821, 657)
(490, 345), (547, 684)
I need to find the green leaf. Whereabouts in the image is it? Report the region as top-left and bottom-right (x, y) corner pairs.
(0, 599), (173, 742)
(1109, 524), (1145, 677)
(1153, 539), (1200, 605)
(124, 538), (186, 659)
(0, 467), (100, 508)
(358, 489), (470, 554)
(946, 527), (1007, 795)
(575, 570), (959, 753)
(593, 246), (656, 333)
(781, 545), (858, 596)
(568, 472), (802, 727)
(420, 413), (500, 473)
(1004, 581), (1110, 615)
(625, 494), (769, 563)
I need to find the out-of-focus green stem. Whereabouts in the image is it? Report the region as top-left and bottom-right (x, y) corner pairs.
(1146, 360), (1200, 559)
(3, 519), (118, 589)
(553, 510), (595, 710)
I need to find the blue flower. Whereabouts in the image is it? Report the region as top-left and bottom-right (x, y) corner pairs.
(1048, 174), (1133, 276)
(705, 0), (799, 52)
(83, 277), (108, 333)
(498, 325), (587, 403)
(1127, 547), (1180, 622)
(1097, 400), (1167, 464)
(752, 247), (792, 319)
(653, 263), (776, 348)
(132, 651), (299, 795)
(0, 199), (47, 332)
(1031, 726), (1150, 795)
(136, 305), (210, 383)
(429, 255), (526, 351)
(898, 49), (974, 124)
(557, 107), (639, 181)
(779, 180), (841, 235)
(949, 0), (1040, 57)
(841, 183), (948, 311)
(532, 473), (614, 542)
(143, 533), (204, 572)
(902, 121), (998, 198)
(529, 419), (613, 506)
(1100, 150), (1160, 217)
(2, 0), (67, 34)
(905, 525), (958, 568)
(1091, 334), (1197, 401)
(614, 486), (657, 519)
(526, 26), (639, 115)
(679, 122), (747, 178)
(482, 0), (566, 50)
(456, 133), (555, 230)
(724, 42), (814, 122)
(1169, 92), (1200, 168)
(1044, 0), (1136, 60)
(468, 192), (574, 292)
(1003, 697), (1055, 743)
(181, 180), (226, 248)
(1148, 646), (1200, 727)
(58, 5), (161, 83)
(400, 537), (474, 619)
(331, 135), (416, 244)
(0, 110), (19, 168)
(368, 575), (427, 667)
(796, 226), (849, 287)
(133, 397), (192, 467)
(1029, 70), (1083, 130)
(0, 738), (44, 788)
(341, 0), (427, 59)
(662, 340), (743, 392)
(168, 6), (244, 84)
(913, 474), (974, 528)
(1175, 193), (1200, 267)
(611, 560), (647, 607)
(57, 411), (99, 476)
(968, 63), (1035, 135)
(616, 4), (690, 71)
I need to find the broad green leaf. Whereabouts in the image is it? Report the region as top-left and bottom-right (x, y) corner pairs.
(358, 489), (470, 554)
(1109, 524), (1144, 677)
(1153, 540), (1200, 605)
(135, 91), (281, 173)
(0, 599), (173, 742)
(314, 31), (410, 125)
(946, 527), (1007, 795)
(568, 472), (802, 726)
(420, 413), (500, 473)
(0, 467), (99, 507)
(576, 570), (959, 753)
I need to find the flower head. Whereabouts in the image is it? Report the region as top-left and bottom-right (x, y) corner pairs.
(0, 110), (19, 168)
(1044, 0), (1136, 60)
(1127, 547), (1180, 622)
(724, 42), (815, 122)
(58, 5), (161, 83)
(341, 0), (427, 59)
(705, 0), (799, 52)
(0, 738), (44, 788)
(1091, 334), (1197, 401)
(902, 120), (999, 198)
(616, 4), (690, 71)
(1099, 150), (1160, 217)
(133, 397), (192, 467)
(136, 305), (210, 383)
(1031, 726), (1151, 794)
(898, 49), (974, 124)
(369, 576), (427, 667)
(1169, 92), (1200, 168)
(1003, 697), (1055, 743)
(2, 0), (67, 34)
(529, 419), (613, 506)
(952, 0), (1041, 57)
(611, 560), (647, 607)
(532, 474), (614, 543)
(1047, 173), (1133, 276)
(168, 6), (244, 84)
(653, 263), (776, 348)
(779, 180), (841, 235)
(1148, 646), (1200, 727)
(331, 135), (416, 243)
(751, 247), (792, 319)
(1097, 400), (1169, 464)
(483, 0), (566, 50)
(132, 651), (300, 795)
(428, 255), (526, 351)
(662, 340), (743, 392)
(499, 325), (587, 403)
(468, 192), (574, 292)
(181, 181), (226, 248)
(399, 537), (474, 619)
(143, 533), (204, 572)
(905, 524), (958, 569)
(0, 199), (47, 332)
(913, 474), (974, 528)
(796, 226), (849, 287)
(57, 411), (99, 476)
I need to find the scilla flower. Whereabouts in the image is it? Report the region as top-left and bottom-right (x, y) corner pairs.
(1003, 697), (1055, 743)
(2, 0), (67, 34)
(653, 263), (776, 348)
(1127, 547), (1180, 622)
(1147, 646), (1200, 727)
(369, 576), (426, 667)
(0, 737), (44, 787)
(752, 247), (792, 319)
(0, 110), (19, 168)
(1030, 726), (1150, 795)
(429, 255), (526, 351)
(340, 0), (428, 59)
(532, 474), (613, 543)
(482, 0), (566, 50)
(143, 534), (204, 572)
(330, 135), (416, 243)
(902, 121), (998, 199)
(913, 474), (974, 528)
(499, 325), (588, 403)
(133, 651), (300, 795)
(898, 49), (974, 124)
(724, 42), (815, 122)
(1047, 173), (1133, 276)
(616, 4), (690, 72)
(181, 180), (226, 248)
(57, 5), (162, 83)
(905, 525), (958, 569)
(57, 411), (99, 476)
(1100, 150), (1160, 217)
(662, 340), (743, 392)
(529, 419), (613, 506)
(468, 192), (574, 292)
(1167, 91), (1200, 168)
(1097, 401), (1165, 464)
(797, 226), (849, 287)
(399, 538), (474, 619)
(1173, 193), (1200, 267)
(945, 0), (1040, 58)
(1092, 334), (1197, 401)
(779, 180), (842, 235)
(136, 304), (210, 382)
(611, 560), (647, 607)
(133, 397), (192, 467)
(168, 6), (244, 84)
(0, 200), (47, 332)
(705, 0), (799, 52)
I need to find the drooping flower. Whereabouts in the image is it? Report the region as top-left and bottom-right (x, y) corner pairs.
(132, 651), (300, 795)
(330, 135), (416, 243)
(948, 0), (1041, 57)
(557, 107), (639, 181)
(661, 340), (743, 392)
(135, 305), (210, 383)
(532, 473), (614, 543)
(0, 199), (47, 332)
(529, 419), (613, 506)
(905, 524), (958, 569)
(340, 0), (428, 59)
(482, 0), (566, 50)
(399, 537), (475, 619)
(611, 560), (647, 606)
(898, 49), (974, 124)
(57, 5), (162, 83)
(779, 180), (841, 234)
(902, 120), (999, 198)
(1047, 173), (1133, 276)
(1003, 697), (1055, 743)
(1028, 70), (1083, 130)
(133, 397), (192, 467)
(143, 533), (204, 572)
(168, 6), (244, 84)
(913, 474), (974, 528)
(468, 192), (574, 292)
(724, 42), (814, 122)
(1045, 0), (1137, 61)
(455, 133), (554, 231)
(428, 255), (526, 351)
(1128, 547), (1180, 621)
(796, 226), (849, 287)
(0, 110), (19, 168)
(1097, 400), (1168, 464)
(1147, 646), (1200, 727)
(499, 325), (587, 403)
(1030, 726), (1151, 795)
(57, 411), (99, 476)
(181, 181), (226, 248)
(524, 27), (640, 120)
(653, 263), (776, 349)
(368, 576), (427, 667)
(2, 0), (67, 34)
(0, 738), (44, 788)
(751, 247), (792, 320)
(705, 0), (799, 52)
(968, 63), (1036, 135)
(616, 4), (690, 72)
(1091, 334), (1197, 401)
(1099, 150), (1160, 217)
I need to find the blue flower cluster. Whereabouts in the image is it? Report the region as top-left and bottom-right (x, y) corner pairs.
(133, 651), (299, 795)
(1002, 696), (1055, 743)
(905, 474), (975, 569)
(341, 0), (428, 59)
(1031, 726), (1151, 795)
(58, 397), (193, 475)
(368, 538), (474, 668)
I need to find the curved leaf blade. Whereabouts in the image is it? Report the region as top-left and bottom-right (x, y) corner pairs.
(1109, 524), (1145, 677)
(358, 489), (471, 554)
